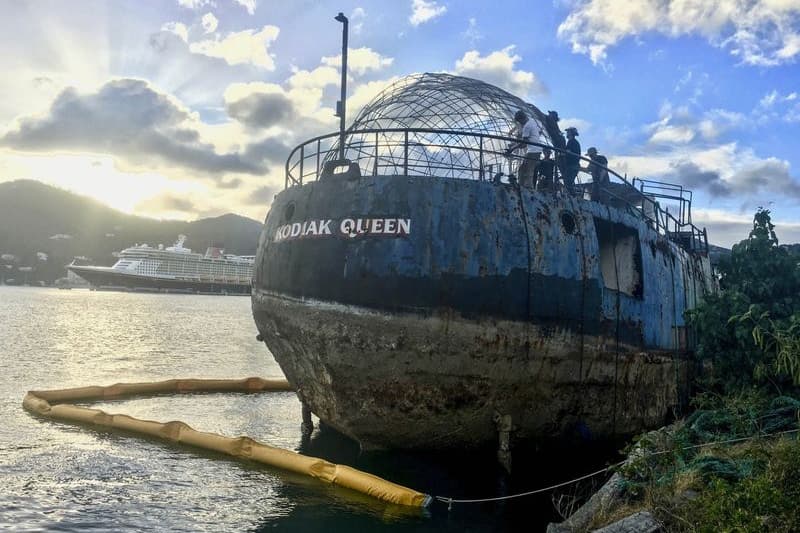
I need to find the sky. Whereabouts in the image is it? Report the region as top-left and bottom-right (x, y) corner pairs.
(0, 0), (799, 247)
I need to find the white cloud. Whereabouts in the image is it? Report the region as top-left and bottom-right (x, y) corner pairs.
(757, 89), (798, 111)
(611, 142), (800, 204)
(672, 69), (710, 105)
(650, 124), (696, 144)
(558, 0), (800, 66)
(288, 66), (340, 90)
(694, 208), (800, 247)
(177, 0), (215, 8)
(698, 109), (746, 138)
(462, 17), (483, 45)
(321, 47), (394, 76)
(409, 0), (446, 26)
(453, 46), (547, 97)
(760, 89), (780, 108)
(189, 25), (279, 69)
(346, 76), (402, 117)
(161, 22), (189, 43)
(787, 103), (800, 122)
(560, 117), (592, 136)
(645, 101), (745, 145)
(234, 0), (257, 15)
(201, 13), (218, 34)
(752, 89), (800, 124)
(1, 79), (264, 177)
(351, 7), (366, 35)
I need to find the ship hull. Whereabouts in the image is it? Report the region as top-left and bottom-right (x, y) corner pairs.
(254, 289), (689, 449)
(68, 266), (250, 294)
(252, 174), (713, 449)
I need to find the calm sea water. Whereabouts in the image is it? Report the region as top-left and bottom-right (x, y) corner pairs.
(0, 286), (616, 532)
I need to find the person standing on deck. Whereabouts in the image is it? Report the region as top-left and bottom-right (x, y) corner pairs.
(544, 111), (567, 178)
(535, 148), (556, 192)
(583, 146), (610, 202)
(563, 127), (581, 194)
(505, 110), (541, 188)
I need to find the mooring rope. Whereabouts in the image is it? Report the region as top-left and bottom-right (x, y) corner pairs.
(434, 462), (623, 508)
(434, 427), (800, 508)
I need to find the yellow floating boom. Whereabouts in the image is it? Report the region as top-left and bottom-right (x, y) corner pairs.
(23, 377), (430, 508)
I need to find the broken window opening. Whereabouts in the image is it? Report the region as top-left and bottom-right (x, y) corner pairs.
(594, 218), (643, 298)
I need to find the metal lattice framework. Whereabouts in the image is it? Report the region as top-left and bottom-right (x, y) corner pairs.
(326, 72), (556, 179)
(284, 73), (709, 253)
(350, 73), (551, 138)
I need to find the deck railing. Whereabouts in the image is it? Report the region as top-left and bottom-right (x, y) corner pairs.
(284, 128), (708, 254)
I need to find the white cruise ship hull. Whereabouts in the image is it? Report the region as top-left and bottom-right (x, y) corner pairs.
(68, 265), (250, 294)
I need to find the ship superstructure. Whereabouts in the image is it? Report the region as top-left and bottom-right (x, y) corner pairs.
(69, 235), (254, 294)
(251, 73), (716, 450)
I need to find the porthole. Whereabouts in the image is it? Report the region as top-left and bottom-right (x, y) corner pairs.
(561, 212), (577, 234)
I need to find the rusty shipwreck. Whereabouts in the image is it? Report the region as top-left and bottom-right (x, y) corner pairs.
(251, 73), (715, 451)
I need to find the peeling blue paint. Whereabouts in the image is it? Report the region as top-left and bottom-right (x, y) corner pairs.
(255, 174), (714, 352)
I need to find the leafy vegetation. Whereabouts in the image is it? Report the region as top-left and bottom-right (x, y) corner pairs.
(684, 440), (800, 533)
(590, 391), (800, 532)
(587, 210), (800, 531)
(688, 208), (800, 392)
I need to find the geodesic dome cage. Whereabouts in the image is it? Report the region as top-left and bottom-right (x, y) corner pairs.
(305, 73), (559, 181)
(282, 73), (710, 254)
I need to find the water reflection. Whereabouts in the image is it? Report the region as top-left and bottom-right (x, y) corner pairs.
(0, 287), (619, 532)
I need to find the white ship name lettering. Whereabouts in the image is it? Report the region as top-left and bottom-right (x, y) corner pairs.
(274, 218), (411, 242)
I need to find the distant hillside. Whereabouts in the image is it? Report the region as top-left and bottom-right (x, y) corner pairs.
(708, 243), (731, 266)
(0, 180), (263, 284)
(708, 243), (800, 268)
(785, 243), (800, 256)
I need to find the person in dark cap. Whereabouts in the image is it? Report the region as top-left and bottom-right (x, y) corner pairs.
(534, 147), (556, 192)
(545, 111), (566, 154)
(583, 146), (610, 201)
(544, 111), (567, 182)
(562, 127), (581, 194)
(505, 109), (541, 187)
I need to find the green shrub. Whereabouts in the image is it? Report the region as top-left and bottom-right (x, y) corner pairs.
(676, 439), (800, 533)
(601, 210), (800, 531)
(688, 209), (800, 392)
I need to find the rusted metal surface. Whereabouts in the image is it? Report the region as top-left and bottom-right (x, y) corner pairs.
(251, 174), (714, 449)
(253, 289), (690, 449)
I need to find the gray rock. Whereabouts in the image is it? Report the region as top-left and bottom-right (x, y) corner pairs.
(546, 473), (625, 533)
(591, 511), (661, 533)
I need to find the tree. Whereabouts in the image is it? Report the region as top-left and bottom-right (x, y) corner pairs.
(689, 209), (800, 391)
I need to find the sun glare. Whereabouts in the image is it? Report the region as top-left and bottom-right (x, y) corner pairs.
(1, 151), (204, 217)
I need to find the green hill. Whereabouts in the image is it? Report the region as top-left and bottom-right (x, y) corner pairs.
(0, 180), (263, 284)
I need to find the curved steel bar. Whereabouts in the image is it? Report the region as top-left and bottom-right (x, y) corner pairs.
(286, 127), (631, 184)
(286, 128), (633, 187)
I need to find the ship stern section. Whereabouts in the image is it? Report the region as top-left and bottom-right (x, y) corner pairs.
(252, 174), (693, 449)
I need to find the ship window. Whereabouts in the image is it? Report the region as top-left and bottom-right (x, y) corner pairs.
(593, 218), (643, 298)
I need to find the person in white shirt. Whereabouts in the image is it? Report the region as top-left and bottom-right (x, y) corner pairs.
(505, 110), (541, 187)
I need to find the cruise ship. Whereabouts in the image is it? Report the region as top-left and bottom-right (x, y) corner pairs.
(68, 235), (254, 294)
